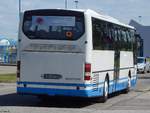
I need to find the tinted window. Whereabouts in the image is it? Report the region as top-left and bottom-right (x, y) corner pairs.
(92, 17), (135, 52)
(92, 18), (105, 50)
(23, 10), (85, 40)
(92, 18), (113, 50)
(137, 58), (144, 63)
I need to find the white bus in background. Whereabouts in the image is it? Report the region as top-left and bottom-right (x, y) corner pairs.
(17, 9), (137, 102)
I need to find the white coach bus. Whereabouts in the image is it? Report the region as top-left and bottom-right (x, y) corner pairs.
(17, 9), (137, 102)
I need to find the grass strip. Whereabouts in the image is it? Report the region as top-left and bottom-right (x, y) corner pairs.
(0, 73), (16, 83)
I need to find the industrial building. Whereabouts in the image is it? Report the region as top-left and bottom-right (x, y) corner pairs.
(0, 36), (17, 64)
(129, 20), (150, 57)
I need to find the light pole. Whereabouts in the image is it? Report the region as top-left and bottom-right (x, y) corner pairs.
(74, 0), (79, 9)
(65, 0), (68, 9)
(19, 0), (21, 20)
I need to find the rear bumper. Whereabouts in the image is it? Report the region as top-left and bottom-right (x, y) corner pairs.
(17, 87), (103, 98)
(17, 75), (137, 98)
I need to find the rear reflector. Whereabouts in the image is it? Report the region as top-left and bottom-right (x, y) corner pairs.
(84, 75), (91, 81)
(84, 63), (91, 81)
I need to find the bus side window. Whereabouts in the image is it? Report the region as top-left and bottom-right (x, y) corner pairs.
(113, 26), (120, 50)
(111, 27), (115, 50)
(125, 29), (129, 51)
(92, 18), (102, 50)
(92, 18), (110, 50)
(103, 22), (109, 50)
(114, 28), (118, 50)
(121, 29), (127, 51)
(107, 23), (114, 50)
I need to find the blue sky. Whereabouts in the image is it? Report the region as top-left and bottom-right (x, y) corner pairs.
(0, 0), (149, 39)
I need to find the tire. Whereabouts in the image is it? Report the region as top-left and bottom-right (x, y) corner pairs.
(124, 76), (131, 93)
(143, 68), (146, 74)
(94, 77), (109, 103)
(147, 67), (150, 73)
(101, 78), (109, 103)
(38, 95), (49, 102)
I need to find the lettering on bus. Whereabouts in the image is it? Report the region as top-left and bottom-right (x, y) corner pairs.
(23, 43), (82, 53)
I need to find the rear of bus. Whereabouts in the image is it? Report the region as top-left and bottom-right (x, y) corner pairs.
(17, 9), (94, 97)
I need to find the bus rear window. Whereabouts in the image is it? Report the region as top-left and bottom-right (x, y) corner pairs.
(23, 10), (85, 40)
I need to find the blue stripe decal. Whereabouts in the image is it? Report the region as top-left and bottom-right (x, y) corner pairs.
(17, 76), (133, 87)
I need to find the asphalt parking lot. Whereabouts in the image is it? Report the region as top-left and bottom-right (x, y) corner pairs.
(0, 66), (150, 113)
(0, 66), (16, 74)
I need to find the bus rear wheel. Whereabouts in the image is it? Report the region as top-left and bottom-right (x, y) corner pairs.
(123, 76), (131, 93)
(98, 78), (109, 103)
(95, 77), (109, 103)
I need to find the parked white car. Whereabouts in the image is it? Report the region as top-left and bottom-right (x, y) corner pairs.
(137, 57), (150, 73)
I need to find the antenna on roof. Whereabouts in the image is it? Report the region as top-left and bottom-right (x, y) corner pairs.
(138, 16), (142, 23)
(74, 0), (79, 9)
(65, 0), (68, 9)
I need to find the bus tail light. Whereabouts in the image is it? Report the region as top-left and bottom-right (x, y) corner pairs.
(17, 61), (21, 79)
(84, 63), (91, 81)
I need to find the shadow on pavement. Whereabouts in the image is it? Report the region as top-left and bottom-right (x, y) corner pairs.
(138, 73), (150, 79)
(138, 76), (150, 79)
(0, 93), (94, 108)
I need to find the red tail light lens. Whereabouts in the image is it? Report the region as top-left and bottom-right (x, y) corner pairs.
(85, 63), (91, 72)
(84, 63), (91, 81)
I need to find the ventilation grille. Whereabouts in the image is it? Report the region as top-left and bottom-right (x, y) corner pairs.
(92, 74), (99, 91)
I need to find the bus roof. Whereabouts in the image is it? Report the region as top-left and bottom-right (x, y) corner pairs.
(72, 9), (135, 29)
